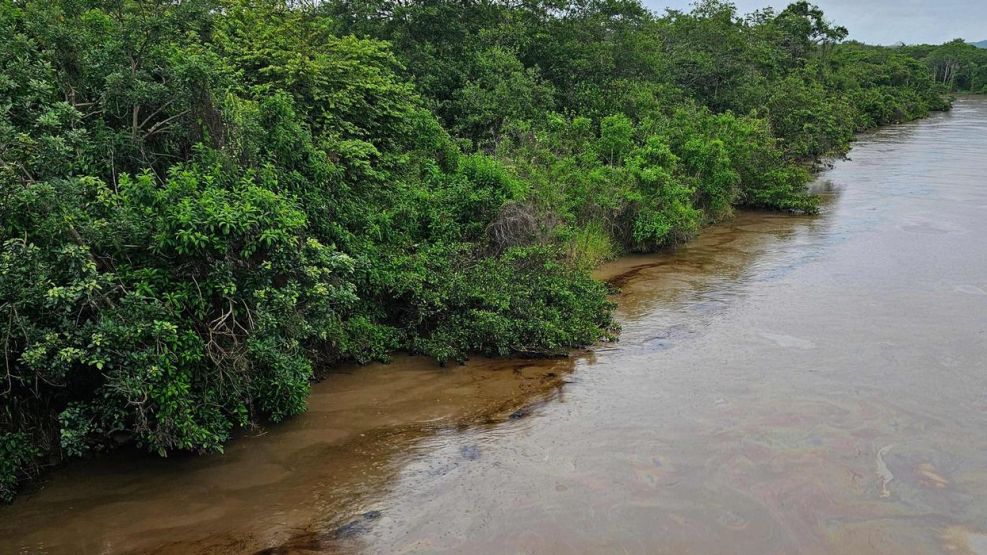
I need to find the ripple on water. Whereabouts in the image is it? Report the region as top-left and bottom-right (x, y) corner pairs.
(898, 221), (967, 235)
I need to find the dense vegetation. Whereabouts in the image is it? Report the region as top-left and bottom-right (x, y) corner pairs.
(898, 39), (987, 93)
(0, 0), (948, 500)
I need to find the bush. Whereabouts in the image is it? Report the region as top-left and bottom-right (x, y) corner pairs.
(405, 246), (618, 363)
(0, 433), (37, 502)
(1, 165), (360, 458)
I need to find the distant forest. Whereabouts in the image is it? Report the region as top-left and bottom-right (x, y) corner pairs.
(898, 39), (987, 92)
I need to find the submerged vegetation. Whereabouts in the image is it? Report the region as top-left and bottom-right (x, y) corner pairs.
(0, 0), (948, 500)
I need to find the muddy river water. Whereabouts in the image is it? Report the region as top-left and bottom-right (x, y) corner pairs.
(4, 97), (987, 554)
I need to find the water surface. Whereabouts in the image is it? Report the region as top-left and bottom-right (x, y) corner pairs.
(4, 98), (987, 554)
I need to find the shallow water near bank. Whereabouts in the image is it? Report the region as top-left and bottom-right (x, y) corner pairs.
(4, 97), (987, 554)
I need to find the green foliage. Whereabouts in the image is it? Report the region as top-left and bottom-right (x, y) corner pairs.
(2, 165), (360, 457)
(449, 46), (556, 146)
(0, 0), (949, 499)
(403, 246), (617, 363)
(899, 39), (987, 93)
(561, 222), (619, 270)
(0, 432), (37, 502)
(766, 74), (855, 160)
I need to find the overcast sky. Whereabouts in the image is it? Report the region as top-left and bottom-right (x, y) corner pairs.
(647, 0), (987, 45)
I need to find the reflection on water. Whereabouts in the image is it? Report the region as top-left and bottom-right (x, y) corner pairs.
(4, 98), (987, 554)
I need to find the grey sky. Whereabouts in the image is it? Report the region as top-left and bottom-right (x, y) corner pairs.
(646, 0), (987, 45)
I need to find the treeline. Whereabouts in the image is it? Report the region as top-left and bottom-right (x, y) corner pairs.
(898, 39), (987, 93)
(0, 0), (948, 500)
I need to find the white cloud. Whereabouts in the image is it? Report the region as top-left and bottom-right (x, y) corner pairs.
(648, 0), (987, 44)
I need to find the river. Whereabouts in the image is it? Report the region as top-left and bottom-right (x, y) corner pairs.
(3, 97), (987, 554)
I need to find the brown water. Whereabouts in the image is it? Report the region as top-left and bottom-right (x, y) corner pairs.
(4, 97), (987, 554)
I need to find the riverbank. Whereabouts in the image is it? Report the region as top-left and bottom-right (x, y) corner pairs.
(3, 0), (959, 504)
(4, 96), (985, 554)
(0, 209), (812, 553)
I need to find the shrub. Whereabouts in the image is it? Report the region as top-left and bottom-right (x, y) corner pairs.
(0, 433), (37, 502)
